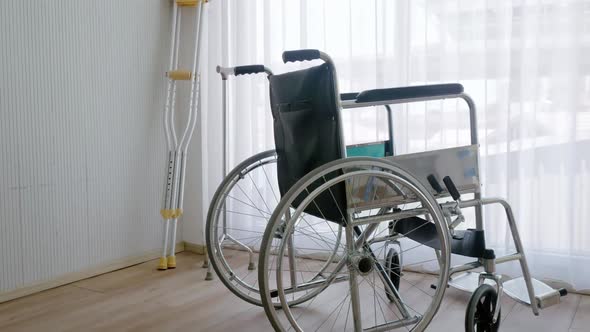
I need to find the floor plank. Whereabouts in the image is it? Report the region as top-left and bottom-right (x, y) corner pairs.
(0, 252), (587, 331)
(571, 294), (590, 330)
(501, 292), (580, 332)
(0, 285), (106, 331)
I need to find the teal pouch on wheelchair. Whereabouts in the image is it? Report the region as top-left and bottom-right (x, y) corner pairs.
(345, 141), (390, 158)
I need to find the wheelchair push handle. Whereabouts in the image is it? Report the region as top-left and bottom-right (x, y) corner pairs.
(234, 65), (267, 76)
(216, 64), (272, 79)
(282, 49), (322, 63)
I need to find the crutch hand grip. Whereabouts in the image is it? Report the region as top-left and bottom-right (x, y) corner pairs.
(443, 176), (461, 201)
(282, 49), (321, 63)
(234, 65), (267, 76)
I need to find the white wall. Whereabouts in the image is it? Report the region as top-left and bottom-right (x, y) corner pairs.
(0, 0), (179, 294)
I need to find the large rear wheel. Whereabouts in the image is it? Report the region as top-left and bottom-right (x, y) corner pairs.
(206, 150), (342, 307)
(206, 150), (278, 306)
(258, 157), (451, 331)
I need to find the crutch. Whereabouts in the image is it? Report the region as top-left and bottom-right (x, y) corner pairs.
(158, 0), (207, 271)
(202, 65), (273, 280)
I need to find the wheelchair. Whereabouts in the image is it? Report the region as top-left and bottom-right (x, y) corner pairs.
(207, 50), (568, 331)
(206, 63), (394, 307)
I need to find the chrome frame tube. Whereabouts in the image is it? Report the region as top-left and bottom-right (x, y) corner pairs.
(495, 253), (522, 264)
(385, 104), (395, 156)
(367, 234), (399, 245)
(447, 197), (539, 315)
(287, 210), (298, 289)
(345, 216), (363, 332)
(224, 234), (255, 268)
(316, 52), (347, 159)
(351, 208), (429, 226)
(449, 261), (482, 278)
(340, 102), (395, 156)
(221, 68), (228, 235)
(363, 316), (421, 332)
(340, 92), (482, 230)
(483, 198), (538, 315)
(273, 275), (349, 297)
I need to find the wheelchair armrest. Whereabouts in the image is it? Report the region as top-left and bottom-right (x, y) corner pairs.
(355, 83), (464, 103)
(340, 92), (359, 101)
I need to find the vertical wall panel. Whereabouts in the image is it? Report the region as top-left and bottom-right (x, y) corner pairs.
(0, 0), (173, 293)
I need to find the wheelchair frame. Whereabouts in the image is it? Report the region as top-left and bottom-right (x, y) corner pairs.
(203, 64), (275, 282)
(318, 48), (567, 317)
(206, 49), (567, 331)
(255, 49), (567, 331)
(205, 63), (395, 306)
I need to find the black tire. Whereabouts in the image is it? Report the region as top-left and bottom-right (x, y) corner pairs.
(465, 284), (501, 332)
(384, 248), (401, 302)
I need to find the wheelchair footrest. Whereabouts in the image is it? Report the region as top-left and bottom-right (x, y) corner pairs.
(503, 277), (567, 309)
(394, 217), (492, 258)
(448, 272), (497, 293)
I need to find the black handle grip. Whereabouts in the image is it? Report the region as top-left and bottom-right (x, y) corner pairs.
(427, 175), (444, 194)
(234, 65), (266, 76)
(443, 176), (461, 201)
(282, 49), (321, 63)
(340, 92), (359, 101)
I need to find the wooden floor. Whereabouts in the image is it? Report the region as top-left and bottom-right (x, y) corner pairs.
(0, 252), (587, 331)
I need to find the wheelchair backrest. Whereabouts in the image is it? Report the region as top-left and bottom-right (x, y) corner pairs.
(269, 63), (347, 224)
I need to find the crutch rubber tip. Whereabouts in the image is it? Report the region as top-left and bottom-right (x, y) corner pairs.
(167, 256), (177, 269)
(157, 257), (168, 270)
(248, 262), (256, 270)
(205, 271), (214, 280)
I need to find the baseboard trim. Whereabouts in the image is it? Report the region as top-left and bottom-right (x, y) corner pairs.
(183, 241), (206, 255)
(0, 242), (185, 304)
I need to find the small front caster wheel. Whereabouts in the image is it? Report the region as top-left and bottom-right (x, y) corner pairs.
(465, 284), (501, 332)
(384, 248), (401, 302)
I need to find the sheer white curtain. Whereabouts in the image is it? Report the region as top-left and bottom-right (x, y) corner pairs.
(201, 0), (590, 290)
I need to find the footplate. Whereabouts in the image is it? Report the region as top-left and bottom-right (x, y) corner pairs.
(448, 272), (496, 293)
(503, 277), (567, 309)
